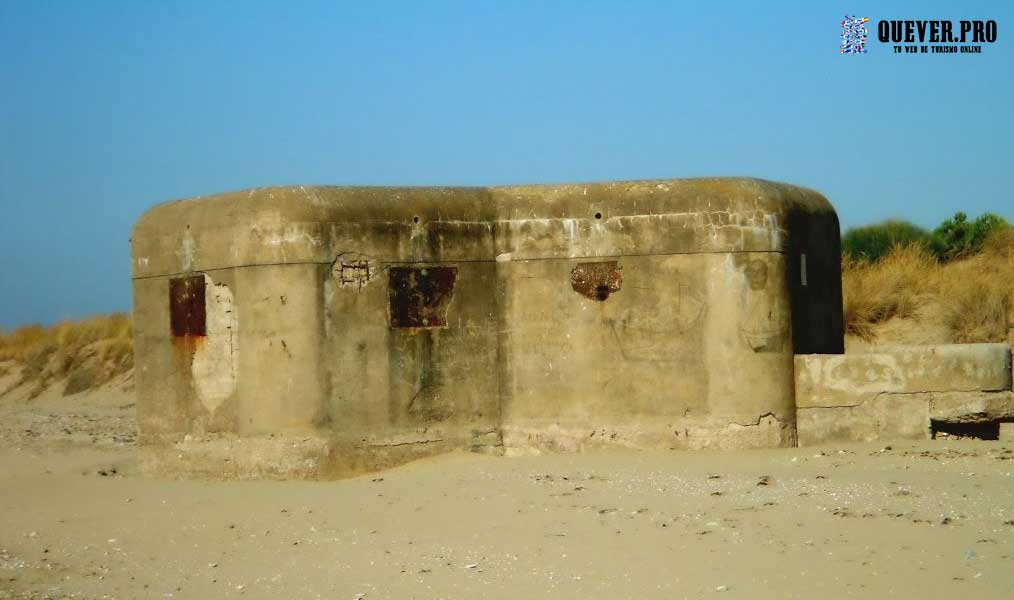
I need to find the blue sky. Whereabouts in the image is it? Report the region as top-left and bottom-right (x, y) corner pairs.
(0, 1), (1011, 328)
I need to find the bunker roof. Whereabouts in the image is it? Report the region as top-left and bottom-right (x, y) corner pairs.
(131, 177), (835, 279)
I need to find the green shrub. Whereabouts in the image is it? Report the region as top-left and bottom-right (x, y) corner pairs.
(841, 220), (934, 262)
(843, 213), (1010, 263)
(931, 212), (1009, 260)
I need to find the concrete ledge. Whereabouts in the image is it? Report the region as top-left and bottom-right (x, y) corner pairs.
(798, 390), (1014, 445)
(928, 390), (1014, 423)
(795, 344), (1011, 409)
(797, 393), (930, 445)
(796, 343), (1014, 446)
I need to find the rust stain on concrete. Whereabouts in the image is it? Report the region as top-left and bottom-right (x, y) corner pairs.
(571, 261), (622, 301)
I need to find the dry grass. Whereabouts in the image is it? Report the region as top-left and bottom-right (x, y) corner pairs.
(842, 244), (940, 340)
(843, 228), (1014, 344)
(940, 229), (1014, 343)
(0, 313), (133, 397)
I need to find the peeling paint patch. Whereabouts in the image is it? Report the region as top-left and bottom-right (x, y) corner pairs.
(571, 261), (622, 301)
(191, 275), (238, 414)
(388, 266), (457, 328)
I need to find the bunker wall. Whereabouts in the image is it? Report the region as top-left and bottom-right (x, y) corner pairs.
(498, 252), (796, 453)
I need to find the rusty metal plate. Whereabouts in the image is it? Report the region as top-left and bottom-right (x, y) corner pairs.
(571, 261), (622, 301)
(169, 275), (206, 337)
(388, 266), (457, 328)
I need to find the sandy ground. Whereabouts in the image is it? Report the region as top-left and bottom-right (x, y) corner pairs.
(2, 382), (1014, 599)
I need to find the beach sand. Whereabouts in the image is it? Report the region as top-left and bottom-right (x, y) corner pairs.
(2, 381), (1013, 599)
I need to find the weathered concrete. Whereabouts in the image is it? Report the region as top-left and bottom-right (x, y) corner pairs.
(1000, 422), (1014, 442)
(796, 344), (1013, 445)
(131, 178), (844, 478)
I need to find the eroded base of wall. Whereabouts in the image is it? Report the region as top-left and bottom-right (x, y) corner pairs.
(139, 428), (505, 480)
(138, 433), (334, 480)
(502, 415), (796, 456)
(137, 418), (796, 479)
(322, 428), (505, 479)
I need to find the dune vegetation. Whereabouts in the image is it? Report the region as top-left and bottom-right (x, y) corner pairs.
(842, 211), (1008, 263)
(842, 225), (1014, 344)
(0, 313), (133, 397)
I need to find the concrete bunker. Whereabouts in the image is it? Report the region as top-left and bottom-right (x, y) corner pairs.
(131, 178), (844, 479)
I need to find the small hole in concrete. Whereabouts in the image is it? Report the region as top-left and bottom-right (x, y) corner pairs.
(595, 285), (611, 301)
(931, 420), (999, 440)
(594, 212), (602, 220)
(413, 216), (420, 224)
